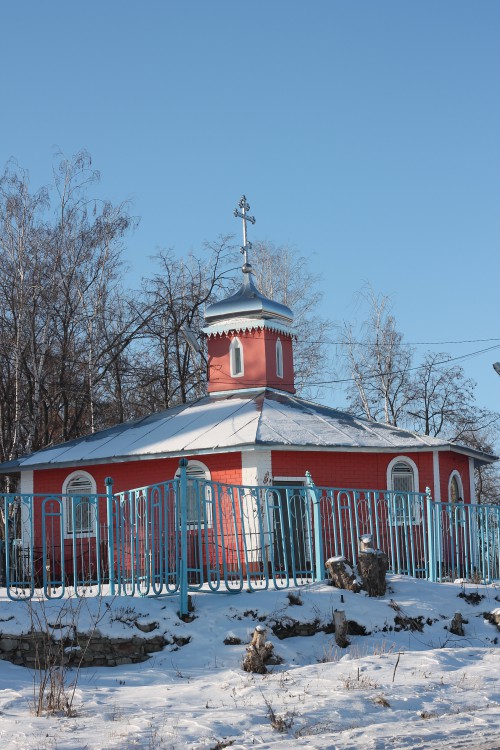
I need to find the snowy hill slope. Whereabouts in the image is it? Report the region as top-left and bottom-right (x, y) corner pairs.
(1, 576), (500, 750)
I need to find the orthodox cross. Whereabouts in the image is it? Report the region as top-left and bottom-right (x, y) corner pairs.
(234, 195), (256, 267)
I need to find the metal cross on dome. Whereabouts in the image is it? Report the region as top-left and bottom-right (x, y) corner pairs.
(234, 195), (256, 267)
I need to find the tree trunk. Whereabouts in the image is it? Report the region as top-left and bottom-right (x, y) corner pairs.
(242, 625), (275, 674)
(334, 609), (349, 648)
(325, 556), (361, 592)
(357, 550), (388, 597)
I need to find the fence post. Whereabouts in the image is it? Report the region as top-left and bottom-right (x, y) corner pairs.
(0, 538), (5, 588)
(179, 458), (189, 617)
(306, 471), (324, 582)
(105, 477), (116, 596)
(426, 487), (436, 583)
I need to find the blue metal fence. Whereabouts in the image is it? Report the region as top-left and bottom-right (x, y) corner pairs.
(1, 468), (499, 607)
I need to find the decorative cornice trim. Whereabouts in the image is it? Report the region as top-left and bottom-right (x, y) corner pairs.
(203, 318), (294, 337)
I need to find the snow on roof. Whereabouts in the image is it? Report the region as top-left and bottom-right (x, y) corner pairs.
(0, 389), (495, 471)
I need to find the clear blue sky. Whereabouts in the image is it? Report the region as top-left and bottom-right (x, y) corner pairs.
(1, 1), (499, 414)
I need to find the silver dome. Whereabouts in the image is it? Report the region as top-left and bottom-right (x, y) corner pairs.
(205, 267), (294, 326)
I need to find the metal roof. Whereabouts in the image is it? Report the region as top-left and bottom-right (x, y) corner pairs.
(204, 270), (293, 326)
(0, 389), (495, 472)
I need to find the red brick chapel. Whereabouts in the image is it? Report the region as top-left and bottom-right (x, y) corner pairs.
(0, 197), (495, 530)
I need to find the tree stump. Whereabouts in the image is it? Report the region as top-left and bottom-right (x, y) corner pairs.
(484, 610), (500, 631)
(325, 556), (361, 592)
(357, 549), (388, 597)
(359, 534), (374, 552)
(242, 625), (274, 674)
(449, 612), (465, 636)
(333, 609), (350, 648)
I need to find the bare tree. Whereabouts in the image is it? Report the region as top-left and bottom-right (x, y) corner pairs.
(339, 288), (413, 425)
(250, 241), (333, 398)
(46, 151), (139, 440)
(139, 238), (235, 409)
(0, 162), (51, 460)
(0, 151), (141, 464)
(338, 287), (499, 502)
(405, 352), (478, 437)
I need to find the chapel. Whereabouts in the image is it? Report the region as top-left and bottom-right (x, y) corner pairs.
(0, 197), (495, 516)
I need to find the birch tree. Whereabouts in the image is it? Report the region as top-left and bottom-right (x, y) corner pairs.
(339, 288), (413, 425)
(338, 287), (499, 503)
(0, 163), (51, 459)
(405, 351), (479, 438)
(250, 241), (333, 397)
(0, 151), (140, 465)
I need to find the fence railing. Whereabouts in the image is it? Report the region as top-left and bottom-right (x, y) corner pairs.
(1, 468), (499, 607)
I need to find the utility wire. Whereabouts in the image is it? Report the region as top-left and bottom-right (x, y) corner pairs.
(307, 343), (500, 386)
(327, 336), (500, 346)
(205, 343), (500, 388)
(208, 330), (500, 347)
(225, 333), (500, 347)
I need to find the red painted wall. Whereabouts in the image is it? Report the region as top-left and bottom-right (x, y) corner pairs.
(207, 329), (295, 393)
(30, 447), (474, 560)
(271, 449), (472, 502)
(33, 453), (242, 495)
(438, 452), (471, 503)
(32, 453), (243, 545)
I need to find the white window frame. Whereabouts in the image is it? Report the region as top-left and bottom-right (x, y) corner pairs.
(62, 471), (97, 538)
(276, 337), (283, 378)
(386, 456), (421, 525)
(175, 460), (212, 527)
(448, 470), (463, 503)
(229, 337), (244, 377)
(448, 470), (466, 526)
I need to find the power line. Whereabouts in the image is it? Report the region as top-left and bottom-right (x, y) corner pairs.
(299, 336), (500, 347)
(220, 332), (500, 347)
(207, 342), (500, 388)
(307, 343), (500, 386)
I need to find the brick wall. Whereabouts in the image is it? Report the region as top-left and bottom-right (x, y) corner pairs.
(437, 452), (471, 503)
(271, 450), (435, 493)
(29, 447), (474, 553)
(33, 452), (243, 497)
(207, 329), (295, 393)
(31, 453), (243, 548)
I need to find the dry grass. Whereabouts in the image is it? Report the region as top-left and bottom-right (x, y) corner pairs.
(340, 671), (380, 690)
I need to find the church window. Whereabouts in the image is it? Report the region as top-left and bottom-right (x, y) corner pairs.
(449, 473), (462, 503)
(448, 471), (465, 526)
(276, 338), (283, 378)
(63, 471), (96, 536)
(387, 457), (420, 525)
(230, 337), (244, 377)
(391, 461), (415, 494)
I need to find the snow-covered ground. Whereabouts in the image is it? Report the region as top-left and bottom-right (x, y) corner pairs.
(1, 576), (500, 750)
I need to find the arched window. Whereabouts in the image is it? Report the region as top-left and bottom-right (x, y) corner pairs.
(386, 457), (420, 525)
(230, 337), (244, 377)
(62, 471), (97, 536)
(448, 471), (463, 504)
(175, 460), (211, 526)
(390, 461), (415, 494)
(448, 471), (465, 526)
(276, 337), (283, 378)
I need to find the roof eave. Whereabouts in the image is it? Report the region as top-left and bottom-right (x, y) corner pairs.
(5, 439), (497, 474)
